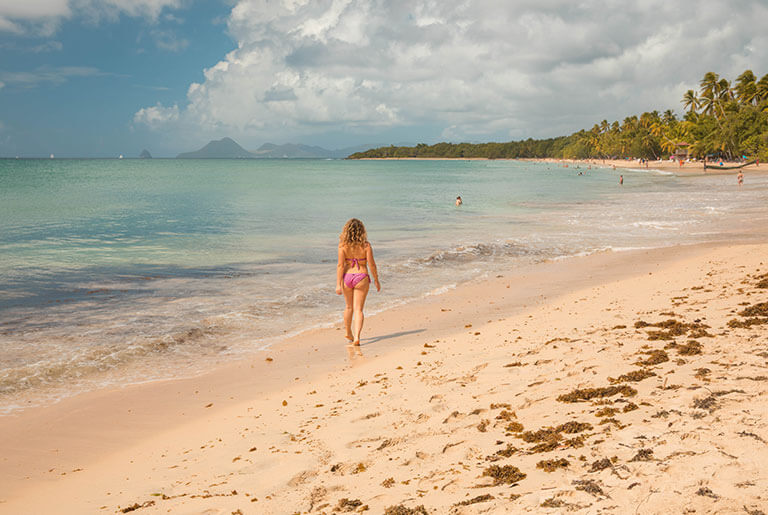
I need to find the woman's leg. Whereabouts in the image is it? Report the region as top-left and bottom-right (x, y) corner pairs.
(351, 279), (370, 345)
(342, 284), (354, 341)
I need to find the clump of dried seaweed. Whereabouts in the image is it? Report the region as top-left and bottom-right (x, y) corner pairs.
(505, 421), (524, 433)
(482, 465), (526, 485)
(609, 368), (656, 384)
(557, 385), (637, 403)
(740, 302), (768, 317)
(453, 494), (494, 507)
(537, 458), (569, 472)
(635, 350), (669, 366)
(384, 505), (428, 515)
(495, 444), (518, 457)
(335, 498), (363, 512)
(693, 395), (717, 411)
(635, 319), (710, 340)
(629, 449), (654, 462)
(496, 410), (516, 421)
(541, 498), (565, 508)
(677, 340), (703, 355)
(728, 317), (768, 328)
(588, 457), (613, 472)
(622, 402), (639, 413)
(573, 479), (605, 496)
(594, 407), (618, 418)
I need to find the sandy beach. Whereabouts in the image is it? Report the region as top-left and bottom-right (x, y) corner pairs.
(1, 239), (768, 514)
(360, 156), (768, 176)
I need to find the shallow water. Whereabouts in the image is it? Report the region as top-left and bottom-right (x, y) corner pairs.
(1, 158), (766, 412)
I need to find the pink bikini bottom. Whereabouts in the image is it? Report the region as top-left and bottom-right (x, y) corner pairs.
(343, 273), (369, 288)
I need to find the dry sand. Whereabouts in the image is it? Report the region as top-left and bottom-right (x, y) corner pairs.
(1, 242), (768, 514)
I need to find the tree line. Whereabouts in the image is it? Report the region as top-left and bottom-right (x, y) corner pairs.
(348, 70), (768, 161)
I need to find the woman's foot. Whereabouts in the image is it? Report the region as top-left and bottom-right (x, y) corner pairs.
(352, 340), (360, 346)
(345, 332), (354, 342)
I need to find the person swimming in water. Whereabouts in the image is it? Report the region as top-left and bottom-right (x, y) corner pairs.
(335, 218), (381, 346)
(456, 195), (463, 206)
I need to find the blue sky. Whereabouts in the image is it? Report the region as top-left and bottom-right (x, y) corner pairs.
(1, 0), (767, 157)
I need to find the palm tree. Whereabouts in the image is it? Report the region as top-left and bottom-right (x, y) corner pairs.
(699, 72), (719, 98)
(699, 72), (720, 115)
(757, 73), (768, 103)
(735, 69), (758, 105)
(682, 89), (699, 114)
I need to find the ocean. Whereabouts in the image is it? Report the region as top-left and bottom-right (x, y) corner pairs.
(1, 158), (767, 413)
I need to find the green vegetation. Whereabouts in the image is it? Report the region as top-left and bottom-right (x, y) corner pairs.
(348, 70), (768, 161)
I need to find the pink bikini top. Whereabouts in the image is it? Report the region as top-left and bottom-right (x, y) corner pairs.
(346, 257), (366, 268)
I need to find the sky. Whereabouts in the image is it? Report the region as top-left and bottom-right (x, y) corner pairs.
(0, 0), (767, 158)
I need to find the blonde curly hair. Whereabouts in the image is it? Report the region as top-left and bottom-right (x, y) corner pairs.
(340, 218), (368, 248)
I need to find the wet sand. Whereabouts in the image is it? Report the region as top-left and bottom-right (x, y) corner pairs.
(1, 241), (767, 514)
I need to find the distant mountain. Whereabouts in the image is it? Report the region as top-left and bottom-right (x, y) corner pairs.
(177, 137), (255, 158)
(139, 149), (152, 159)
(176, 137), (394, 159)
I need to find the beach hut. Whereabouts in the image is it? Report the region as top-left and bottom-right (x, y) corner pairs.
(673, 142), (690, 160)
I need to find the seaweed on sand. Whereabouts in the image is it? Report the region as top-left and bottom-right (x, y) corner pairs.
(740, 302), (768, 317)
(728, 317), (768, 328)
(629, 449), (654, 462)
(537, 458), (569, 472)
(557, 421), (593, 433)
(634, 350), (669, 366)
(495, 444), (518, 457)
(519, 428), (561, 444)
(541, 498), (566, 508)
(482, 465), (526, 485)
(622, 402), (639, 413)
(121, 502), (155, 513)
(636, 319), (710, 340)
(505, 421), (524, 433)
(557, 385), (637, 403)
(594, 407), (618, 417)
(609, 369), (656, 384)
(496, 410), (517, 421)
(453, 494), (494, 507)
(693, 396), (717, 411)
(573, 479), (605, 496)
(384, 505), (428, 515)
(589, 458), (613, 472)
(677, 340), (703, 355)
(335, 498), (363, 512)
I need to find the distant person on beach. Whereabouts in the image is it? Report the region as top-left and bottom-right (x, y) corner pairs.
(619, 175), (623, 185)
(738, 171), (744, 186)
(336, 218), (381, 346)
(456, 196), (463, 206)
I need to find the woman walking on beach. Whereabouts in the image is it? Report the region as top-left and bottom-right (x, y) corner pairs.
(336, 218), (381, 345)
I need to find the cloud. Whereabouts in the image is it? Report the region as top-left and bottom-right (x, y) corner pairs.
(136, 0), (768, 143)
(0, 66), (110, 88)
(0, 0), (184, 34)
(151, 28), (189, 52)
(133, 102), (179, 128)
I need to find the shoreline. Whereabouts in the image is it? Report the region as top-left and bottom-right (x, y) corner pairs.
(2, 237), (768, 513)
(356, 156), (768, 175)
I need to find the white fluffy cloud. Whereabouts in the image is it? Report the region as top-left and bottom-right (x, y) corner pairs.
(0, 0), (183, 34)
(135, 0), (768, 143)
(133, 102), (179, 128)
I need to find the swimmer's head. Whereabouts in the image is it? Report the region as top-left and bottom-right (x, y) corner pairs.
(340, 218), (367, 247)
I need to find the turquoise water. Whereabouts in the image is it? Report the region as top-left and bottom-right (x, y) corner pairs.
(2, 158), (767, 412)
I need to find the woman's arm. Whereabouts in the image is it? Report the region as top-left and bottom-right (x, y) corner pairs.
(366, 243), (381, 292)
(336, 245), (345, 295)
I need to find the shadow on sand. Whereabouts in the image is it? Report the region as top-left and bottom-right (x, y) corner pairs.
(360, 328), (426, 346)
